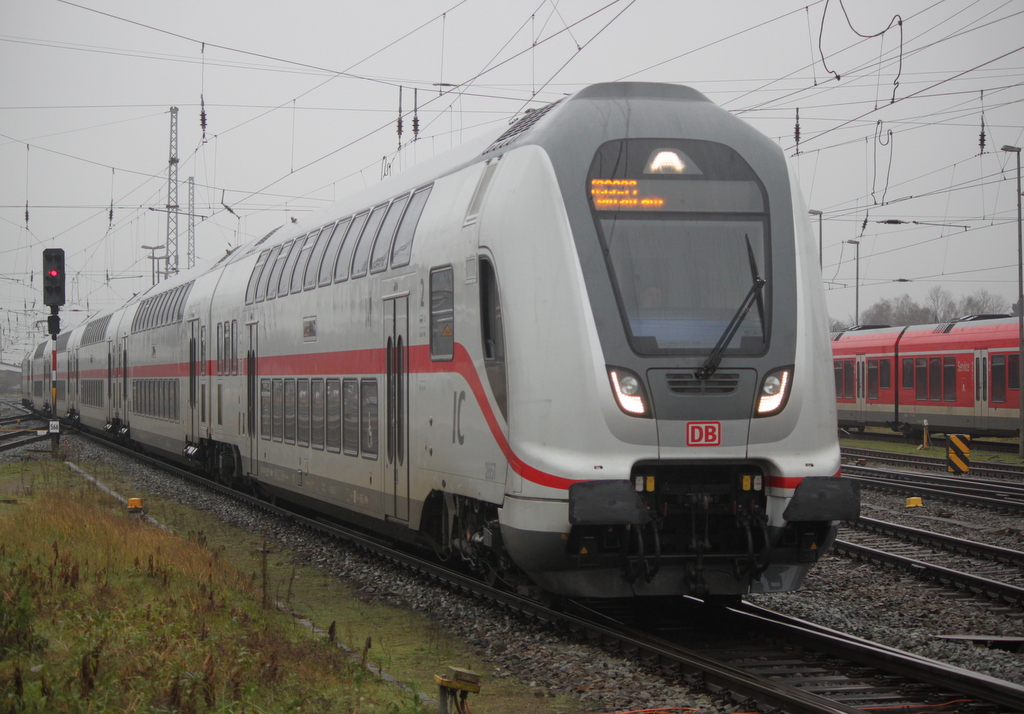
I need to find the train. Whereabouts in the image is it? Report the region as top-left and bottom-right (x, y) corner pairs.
(832, 315), (1022, 438)
(23, 82), (857, 599)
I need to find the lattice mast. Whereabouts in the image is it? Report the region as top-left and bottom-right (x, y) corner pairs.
(166, 106), (179, 279)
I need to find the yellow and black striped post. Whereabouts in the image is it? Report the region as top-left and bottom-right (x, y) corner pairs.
(946, 434), (970, 475)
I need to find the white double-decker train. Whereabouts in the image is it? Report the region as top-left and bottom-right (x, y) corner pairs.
(25, 82), (857, 598)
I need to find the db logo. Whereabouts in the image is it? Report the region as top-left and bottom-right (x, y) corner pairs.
(686, 421), (721, 446)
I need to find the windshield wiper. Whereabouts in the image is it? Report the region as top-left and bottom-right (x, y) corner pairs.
(696, 235), (766, 380)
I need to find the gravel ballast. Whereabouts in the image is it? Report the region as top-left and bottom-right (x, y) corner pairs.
(4, 429), (1023, 710)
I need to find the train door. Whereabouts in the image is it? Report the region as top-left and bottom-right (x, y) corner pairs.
(855, 354), (867, 424)
(188, 319), (200, 443)
(105, 340), (113, 422)
(72, 348), (79, 414)
(246, 321), (260, 480)
(383, 295), (409, 521)
(974, 349), (988, 430)
(119, 335), (128, 421)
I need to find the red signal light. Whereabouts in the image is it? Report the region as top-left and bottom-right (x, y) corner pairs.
(47, 269), (60, 277)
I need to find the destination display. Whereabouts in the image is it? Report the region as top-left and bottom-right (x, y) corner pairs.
(590, 178), (764, 213)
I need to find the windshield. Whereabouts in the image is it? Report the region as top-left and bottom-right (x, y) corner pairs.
(588, 139), (770, 356)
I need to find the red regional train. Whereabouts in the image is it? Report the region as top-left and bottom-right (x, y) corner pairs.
(832, 315), (1021, 438)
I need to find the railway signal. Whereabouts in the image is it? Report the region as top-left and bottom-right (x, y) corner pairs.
(42, 248), (66, 307)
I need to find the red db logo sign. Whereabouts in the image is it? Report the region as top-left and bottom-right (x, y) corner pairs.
(686, 421), (721, 446)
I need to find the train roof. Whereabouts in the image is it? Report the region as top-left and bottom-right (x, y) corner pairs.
(832, 315), (1020, 354)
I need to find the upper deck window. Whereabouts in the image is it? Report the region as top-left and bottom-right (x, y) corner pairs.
(588, 139), (770, 356)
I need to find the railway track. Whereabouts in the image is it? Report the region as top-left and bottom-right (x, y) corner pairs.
(842, 464), (1024, 514)
(43, 429), (1024, 714)
(835, 516), (1024, 610)
(842, 446), (1024, 481)
(843, 430), (1020, 455)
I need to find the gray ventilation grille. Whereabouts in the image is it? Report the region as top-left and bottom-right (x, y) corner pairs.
(482, 99), (564, 156)
(666, 372), (740, 395)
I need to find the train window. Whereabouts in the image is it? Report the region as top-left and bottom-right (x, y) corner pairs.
(200, 325), (207, 376)
(256, 244), (284, 302)
(587, 138), (769, 356)
(391, 185), (432, 268)
(928, 357), (942, 401)
(350, 203), (389, 279)
(265, 240), (294, 301)
(272, 378), (284, 441)
(154, 292), (169, 327)
(297, 379), (310, 447)
(139, 297), (153, 331)
(217, 383), (223, 425)
(992, 355), (1006, 403)
(317, 217), (352, 285)
(1010, 354), (1020, 390)
(370, 194), (409, 274)
(479, 258), (508, 421)
(162, 289), (176, 324)
(231, 320), (238, 375)
(284, 379), (296, 444)
(842, 361), (854, 399)
(223, 322), (231, 376)
(311, 379), (325, 449)
(943, 357), (956, 402)
(360, 379), (378, 458)
(168, 286), (184, 324)
(915, 358), (927, 400)
(333, 213), (367, 283)
(216, 323), (223, 375)
(342, 378), (359, 456)
(246, 250), (271, 304)
(303, 223), (335, 290)
(430, 266), (454, 361)
(178, 283), (193, 321)
(277, 237), (307, 298)
(326, 378), (342, 453)
(833, 361), (842, 397)
(867, 360), (878, 400)
(880, 359), (891, 389)
(976, 358), (981, 402)
(261, 379), (272, 439)
(291, 230), (320, 294)
(902, 358), (913, 389)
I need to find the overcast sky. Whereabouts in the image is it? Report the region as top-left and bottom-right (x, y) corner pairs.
(2, 0), (1022, 360)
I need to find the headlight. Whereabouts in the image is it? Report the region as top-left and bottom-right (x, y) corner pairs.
(756, 367), (792, 417)
(608, 367), (651, 418)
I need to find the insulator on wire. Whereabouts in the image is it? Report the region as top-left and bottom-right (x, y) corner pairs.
(200, 95), (207, 140)
(794, 108), (801, 154)
(979, 114), (986, 155)
(413, 88), (420, 141)
(24, 201), (29, 228)
(397, 86), (404, 151)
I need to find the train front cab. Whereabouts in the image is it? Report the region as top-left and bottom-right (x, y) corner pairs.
(490, 84), (857, 598)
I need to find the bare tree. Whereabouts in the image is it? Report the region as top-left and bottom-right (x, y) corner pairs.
(956, 288), (1009, 317)
(832, 288), (1012, 328)
(860, 298), (893, 326)
(924, 285), (957, 323)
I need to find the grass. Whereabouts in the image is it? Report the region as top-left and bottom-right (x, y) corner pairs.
(0, 457), (430, 714)
(0, 453), (587, 714)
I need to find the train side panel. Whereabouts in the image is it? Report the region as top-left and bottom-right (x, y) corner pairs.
(833, 318), (1021, 437)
